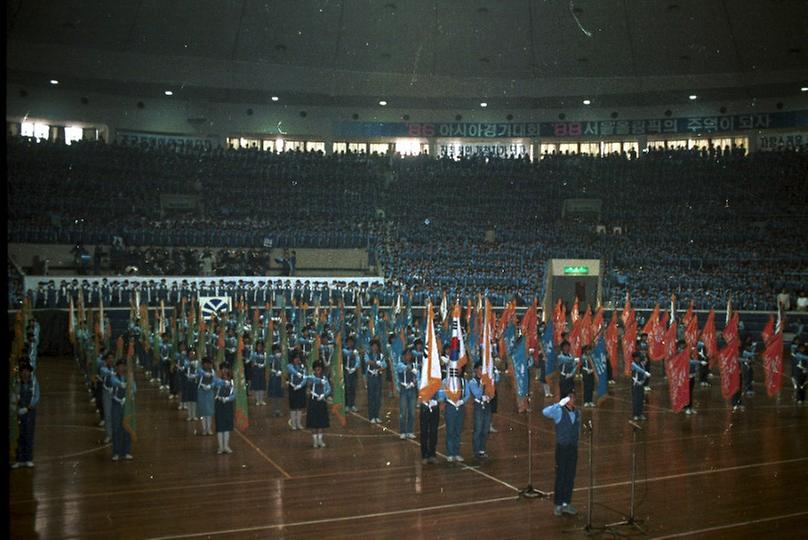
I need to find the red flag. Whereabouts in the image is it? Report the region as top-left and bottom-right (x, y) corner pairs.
(571, 297), (580, 323)
(663, 320), (678, 360)
(580, 308), (593, 349)
(763, 332), (784, 397)
(761, 315), (775, 344)
(718, 339), (740, 400)
(665, 348), (690, 413)
(605, 311), (619, 374)
(521, 300), (539, 362)
(649, 309), (667, 361)
(569, 316), (584, 357)
(701, 309), (718, 362)
(553, 299), (565, 345)
(621, 293), (632, 326)
(682, 300), (695, 327)
(591, 307), (604, 339)
(723, 312), (740, 346)
(622, 313), (637, 377)
(684, 315), (699, 351)
(642, 304), (660, 336)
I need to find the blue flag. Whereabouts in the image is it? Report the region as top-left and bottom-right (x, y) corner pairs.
(542, 319), (557, 376)
(593, 335), (608, 402)
(510, 335), (530, 398)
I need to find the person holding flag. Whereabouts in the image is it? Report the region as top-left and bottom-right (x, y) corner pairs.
(287, 352), (308, 430)
(213, 363), (236, 454)
(250, 340), (268, 406)
(196, 357), (217, 436)
(684, 340), (707, 415)
(580, 345), (596, 407)
(558, 341), (577, 399)
(342, 335), (361, 413)
(469, 361), (493, 459)
(268, 344), (285, 417)
(396, 348), (419, 440)
(364, 339), (387, 424)
(110, 359), (136, 461)
(541, 319), (556, 398)
(740, 337), (756, 397)
(183, 349), (200, 422)
(100, 351), (116, 443)
(305, 361), (332, 448)
(419, 302), (444, 465)
(441, 305), (471, 462)
(11, 362), (39, 469)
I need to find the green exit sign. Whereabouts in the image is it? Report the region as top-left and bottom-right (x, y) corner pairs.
(563, 266), (589, 275)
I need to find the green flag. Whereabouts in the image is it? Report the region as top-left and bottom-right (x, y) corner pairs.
(234, 335), (249, 431)
(123, 340), (138, 442)
(307, 335), (320, 372)
(331, 332), (347, 427)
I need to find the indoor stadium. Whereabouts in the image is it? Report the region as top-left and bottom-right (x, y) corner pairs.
(6, 1), (808, 538)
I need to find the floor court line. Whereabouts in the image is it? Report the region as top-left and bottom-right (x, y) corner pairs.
(39, 443), (111, 461)
(350, 410), (521, 493)
(650, 510), (808, 539)
(146, 495), (518, 540)
(233, 428), (292, 479)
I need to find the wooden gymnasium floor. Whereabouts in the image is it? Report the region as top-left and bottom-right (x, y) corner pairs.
(9, 357), (808, 539)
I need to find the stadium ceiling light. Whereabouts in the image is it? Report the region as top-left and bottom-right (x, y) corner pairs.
(582, 99), (591, 105)
(271, 96), (280, 101)
(379, 100), (388, 106)
(480, 102), (488, 107)
(50, 79), (59, 85)
(164, 90), (174, 96)
(801, 86), (808, 92)
(689, 94), (697, 100)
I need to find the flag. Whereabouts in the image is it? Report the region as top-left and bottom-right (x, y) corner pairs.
(763, 331), (784, 398)
(568, 316), (584, 357)
(605, 311), (619, 375)
(718, 338), (740, 400)
(665, 348), (690, 413)
(684, 314), (699, 351)
(761, 315), (775, 344)
(234, 335), (249, 431)
(542, 318), (557, 378)
(621, 292), (632, 326)
(682, 300), (695, 327)
(481, 300), (496, 399)
(622, 311), (637, 377)
(521, 299), (539, 362)
(701, 309), (718, 362)
(446, 304), (470, 401)
(591, 307), (604, 339)
(593, 335), (608, 403)
(510, 334), (529, 404)
(99, 297), (105, 340)
(643, 304), (660, 336)
(553, 299), (565, 345)
(571, 297), (580, 323)
(580, 307), (593, 349)
(418, 303), (442, 402)
(331, 332), (347, 427)
(68, 296), (76, 346)
(440, 291), (448, 322)
(123, 339), (138, 442)
(663, 321), (678, 360)
(723, 312), (740, 347)
(307, 335), (321, 372)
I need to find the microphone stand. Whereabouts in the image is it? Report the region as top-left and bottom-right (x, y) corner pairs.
(519, 392), (548, 499)
(605, 421), (646, 533)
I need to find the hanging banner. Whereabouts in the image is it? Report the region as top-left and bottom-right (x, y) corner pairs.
(115, 129), (221, 149)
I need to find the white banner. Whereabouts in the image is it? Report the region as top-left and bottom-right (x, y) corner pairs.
(757, 131), (807, 150)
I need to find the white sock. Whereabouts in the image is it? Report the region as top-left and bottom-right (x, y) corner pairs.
(296, 410), (303, 429)
(217, 432), (224, 451)
(224, 431), (231, 450)
(312, 434), (318, 446)
(543, 383), (551, 395)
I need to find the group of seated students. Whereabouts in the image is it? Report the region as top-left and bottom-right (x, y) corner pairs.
(6, 134), (807, 310)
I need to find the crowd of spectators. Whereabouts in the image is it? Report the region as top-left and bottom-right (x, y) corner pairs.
(7, 134), (808, 310)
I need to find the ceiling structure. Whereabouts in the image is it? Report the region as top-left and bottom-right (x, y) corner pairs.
(6, 0), (808, 110)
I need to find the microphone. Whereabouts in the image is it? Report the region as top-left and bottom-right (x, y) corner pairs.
(628, 420), (642, 431)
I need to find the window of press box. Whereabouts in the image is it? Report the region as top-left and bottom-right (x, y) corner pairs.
(348, 142), (367, 154)
(286, 140), (306, 151)
(333, 142), (348, 153)
(369, 143), (390, 155)
(65, 126), (84, 145)
(21, 121), (50, 141)
(306, 141), (325, 153)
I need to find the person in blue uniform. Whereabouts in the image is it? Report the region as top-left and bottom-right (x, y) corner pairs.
(268, 344), (285, 417)
(740, 339), (756, 397)
(343, 336), (361, 413)
(469, 361), (493, 459)
(420, 387), (444, 465)
(159, 333), (171, 393)
(110, 360), (136, 461)
(99, 352), (116, 443)
(305, 361), (332, 448)
(197, 357), (216, 436)
(287, 353), (308, 430)
(630, 352), (650, 421)
(173, 342), (189, 408)
(543, 391), (581, 517)
(12, 363), (40, 469)
(250, 340), (268, 406)
(365, 339), (387, 423)
(441, 357), (470, 463)
(793, 343), (808, 404)
(558, 341), (576, 399)
(242, 333), (253, 392)
(213, 363), (236, 455)
(396, 348), (418, 439)
(183, 350), (200, 422)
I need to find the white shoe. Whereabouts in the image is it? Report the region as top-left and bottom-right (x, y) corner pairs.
(454, 456), (464, 462)
(124, 454), (133, 460)
(374, 418), (382, 423)
(11, 462), (23, 469)
(489, 426), (498, 433)
(112, 455), (120, 461)
(446, 456), (455, 462)
(224, 447), (233, 454)
(406, 433), (416, 439)
(98, 420), (105, 427)
(177, 405), (183, 410)
(104, 436), (111, 443)
(25, 461), (34, 468)
(400, 433), (407, 439)
(319, 440), (326, 448)
(217, 448), (224, 454)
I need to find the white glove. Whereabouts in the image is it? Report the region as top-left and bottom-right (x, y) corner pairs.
(457, 399), (464, 406)
(18, 407), (28, 415)
(120, 382), (127, 389)
(481, 395), (490, 403)
(429, 399), (438, 407)
(645, 371), (651, 377)
(700, 361), (708, 366)
(318, 394), (326, 402)
(559, 396), (571, 407)
(353, 349), (358, 355)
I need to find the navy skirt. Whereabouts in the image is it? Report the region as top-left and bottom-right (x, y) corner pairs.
(268, 375), (284, 398)
(289, 386), (307, 410)
(251, 366), (266, 391)
(215, 400), (234, 432)
(306, 398), (330, 429)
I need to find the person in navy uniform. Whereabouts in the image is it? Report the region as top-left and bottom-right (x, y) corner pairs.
(287, 352), (308, 430)
(740, 338), (756, 397)
(419, 386), (444, 465)
(174, 343), (190, 410)
(558, 341), (576, 399)
(365, 339), (387, 423)
(469, 361), (493, 459)
(630, 351), (650, 421)
(183, 349), (200, 422)
(793, 343), (808, 404)
(441, 357), (470, 463)
(197, 357), (216, 436)
(697, 341), (711, 387)
(99, 352), (116, 443)
(305, 361), (332, 448)
(110, 359), (136, 461)
(343, 336), (361, 412)
(213, 363), (236, 455)
(250, 340), (268, 406)
(685, 340), (707, 415)
(396, 348), (418, 439)
(159, 333), (172, 394)
(543, 391), (581, 517)
(12, 363), (40, 469)
(268, 344), (285, 417)
(580, 345), (596, 407)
